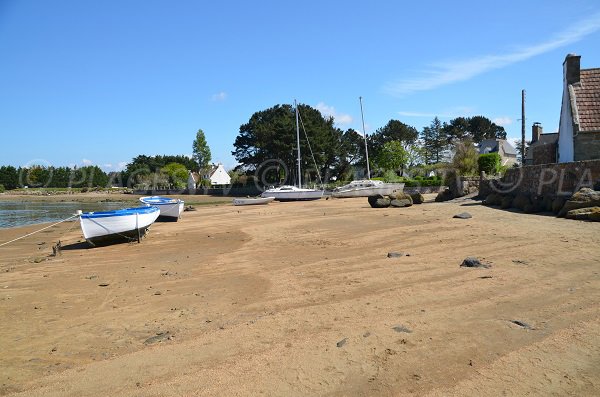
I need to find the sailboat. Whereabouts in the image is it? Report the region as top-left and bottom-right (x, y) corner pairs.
(261, 101), (324, 201)
(332, 96), (404, 198)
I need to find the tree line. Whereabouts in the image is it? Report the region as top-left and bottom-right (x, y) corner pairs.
(232, 103), (507, 184)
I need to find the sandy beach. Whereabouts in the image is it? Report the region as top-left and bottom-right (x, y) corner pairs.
(1, 194), (599, 396)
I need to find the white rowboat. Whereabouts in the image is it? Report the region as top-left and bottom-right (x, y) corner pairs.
(233, 196), (275, 206)
(139, 196), (184, 221)
(79, 206), (160, 246)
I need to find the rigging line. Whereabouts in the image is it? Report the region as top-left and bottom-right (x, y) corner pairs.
(297, 107), (324, 185)
(0, 214), (80, 248)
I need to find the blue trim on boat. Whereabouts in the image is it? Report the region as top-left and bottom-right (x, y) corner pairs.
(139, 196), (180, 205)
(81, 206), (159, 219)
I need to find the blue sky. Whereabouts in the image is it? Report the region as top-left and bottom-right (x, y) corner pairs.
(1, 0), (600, 171)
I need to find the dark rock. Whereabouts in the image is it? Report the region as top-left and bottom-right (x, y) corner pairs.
(144, 331), (172, 344)
(565, 206), (600, 220)
(460, 257), (490, 268)
(392, 325), (412, 333)
(500, 195), (513, 209)
(453, 212), (472, 219)
(390, 197), (412, 207)
(559, 188), (600, 217)
(387, 252), (403, 258)
(368, 195), (391, 208)
(409, 192), (424, 204)
(484, 193), (502, 206)
(98, 283), (110, 287)
(552, 196), (567, 214)
(510, 320), (533, 330)
(184, 205), (196, 212)
(435, 188), (454, 202)
(336, 338), (347, 348)
(512, 194), (531, 211)
(542, 195), (554, 212)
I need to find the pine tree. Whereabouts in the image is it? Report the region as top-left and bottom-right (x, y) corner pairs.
(192, 129), (212, 170)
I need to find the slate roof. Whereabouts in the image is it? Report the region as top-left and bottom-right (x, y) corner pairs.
(479, 139), (517, 157)
(573, 68), (600, 132)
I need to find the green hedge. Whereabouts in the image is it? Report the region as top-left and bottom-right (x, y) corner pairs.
(478, 153), (501, 174)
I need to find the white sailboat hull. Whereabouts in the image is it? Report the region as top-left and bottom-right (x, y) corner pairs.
(261, 186), (324, 201)
(80, 207), (160, 246)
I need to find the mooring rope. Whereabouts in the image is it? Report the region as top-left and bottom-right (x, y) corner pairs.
(0, 214), (80, 248)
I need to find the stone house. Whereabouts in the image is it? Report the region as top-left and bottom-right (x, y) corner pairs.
(478, 139), (518, 167)
(525, 122), (558, 165)
(558, 54), (600, 162)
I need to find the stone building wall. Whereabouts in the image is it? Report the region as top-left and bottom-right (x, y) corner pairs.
(480, 159), (600, 198)
(574, 132), (600, 161)
(532, 143), (557, 165)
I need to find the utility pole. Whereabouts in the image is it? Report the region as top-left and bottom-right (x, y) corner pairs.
(521, 90), (526, 166)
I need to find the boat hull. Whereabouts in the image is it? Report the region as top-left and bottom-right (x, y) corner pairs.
(139, 196), (184, 221)
(80, 206), (160, 246)
(233, 197), (275, 206)
(332, 183), (405, 198)
(261, 186), (324, 201)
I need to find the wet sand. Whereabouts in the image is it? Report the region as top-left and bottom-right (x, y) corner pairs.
(1, 195), (599, 396)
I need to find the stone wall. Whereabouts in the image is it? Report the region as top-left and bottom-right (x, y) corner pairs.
(532, 143), (557, 165)
(574, 132), (600, 161)
(480, 159), (600, 198)
(447, 176), (479, 198)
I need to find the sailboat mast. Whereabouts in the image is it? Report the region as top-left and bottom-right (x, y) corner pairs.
(295, 99), (302, 188)
(359, 96), (371, 179)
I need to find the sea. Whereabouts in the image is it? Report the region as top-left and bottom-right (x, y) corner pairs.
(0, 201), (128, 229)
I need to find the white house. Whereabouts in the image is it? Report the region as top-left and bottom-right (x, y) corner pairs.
(202, 163), (231, 186)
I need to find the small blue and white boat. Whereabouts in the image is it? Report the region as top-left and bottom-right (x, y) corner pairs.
(139, 196), (184, 221)
(79, 206), (160, 246)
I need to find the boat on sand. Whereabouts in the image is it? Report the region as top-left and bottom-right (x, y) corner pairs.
(139, 196), (184, 221)
(233, 196), (275, 206)
(79, 206), (160, 246)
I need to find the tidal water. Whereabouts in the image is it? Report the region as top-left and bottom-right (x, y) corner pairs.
(0, 201), (128, 229)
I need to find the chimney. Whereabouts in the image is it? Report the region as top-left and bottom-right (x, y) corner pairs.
(532, 122), (542, 143)
(564, 54), (581, 85)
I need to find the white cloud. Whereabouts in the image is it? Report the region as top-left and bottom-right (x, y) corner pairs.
(103, 163), (113, 169)
(315, 102), (353, 126)
(384, 12), (600, 96)
(493, 117), (513, 126)
(82, 158), (93, 166)
(211, 92), (227, 101)
(116, 162), (128, 171)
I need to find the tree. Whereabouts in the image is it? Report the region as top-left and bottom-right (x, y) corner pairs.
(0, 166), (18, 190)
(443, 116), (507, 143)
(375, 141), (409, 173)
(421, 117), (447, 164)
(370, 119), (418, 160)
(232, 103), (346, 184)
(161, 162), (188, 189)
(451, 140), (479, 176)
(193, 129), (212, 170)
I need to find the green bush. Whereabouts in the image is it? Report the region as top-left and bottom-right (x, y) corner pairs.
(478, 153), (501, 174)
(0, 184), (5, 193)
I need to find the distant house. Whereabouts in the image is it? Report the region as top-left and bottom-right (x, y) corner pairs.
(525, 122), (558, 165)
(201, 163), (231, 186)
(187, 171), (199, 190)
(478, 139), (518, 167)
(558, 54), (600, 163)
